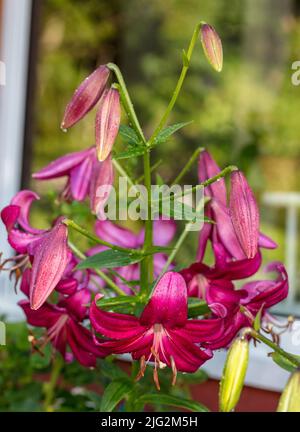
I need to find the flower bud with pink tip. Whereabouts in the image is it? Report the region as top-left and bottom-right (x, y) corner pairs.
(229, 170), (259, 259)
(95, 88), (121, 162)
(200, 23), (223, 72)
(61, 65), (110, 130)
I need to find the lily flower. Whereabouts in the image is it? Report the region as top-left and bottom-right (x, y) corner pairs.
(90, 272), (223, 389)
(90, 219), (176, 294)
(32, 147), (114, 213)
(61, 65), (110, 130)
(197, 150), (277, 263)
(1, 190), (71, 309)
(19, 269), (107, 367)
(202, 262), (289, 349)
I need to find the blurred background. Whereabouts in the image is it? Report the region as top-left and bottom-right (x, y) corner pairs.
(0, 0), (300, 411)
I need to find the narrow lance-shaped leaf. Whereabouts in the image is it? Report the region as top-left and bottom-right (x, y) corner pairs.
(76, 249), (143, 270)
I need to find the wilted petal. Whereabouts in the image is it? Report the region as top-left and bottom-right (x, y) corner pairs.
(230, 171), (259, 259)
(33, 148), (92, 180)
(95, 88), (121, 162)
(90, 155), (114, 215)
(140, 272), (187, 327)
(61, 65), (110, 129)
(200, 23), (223, 72)
(30, 222), (70, 310)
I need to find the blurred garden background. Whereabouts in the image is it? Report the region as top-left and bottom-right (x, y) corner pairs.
(1, 0), (300, 411)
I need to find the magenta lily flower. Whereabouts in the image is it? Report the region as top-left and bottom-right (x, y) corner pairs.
(19, 269), (107, 367)
(198, 150), (276, 263)
(1, 190), (71, 309)
(32, 147), (114, 213)
(61, 65), (110, 130)
(90, 272), (223, 388)
(203, 262), (288, 349)
(181, 252), (262, 298)
(90, 219), (176, 294)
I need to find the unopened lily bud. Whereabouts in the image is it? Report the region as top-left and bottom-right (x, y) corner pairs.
(200, 23), (223, 72)
(219, 337), (249, 412)
(90, 155), (114, 216)
(95, 88), (121, 162)
(229, 170), (259, 259)
(277, 370), (300, 412)
(61, 65), (110, 130)
(30, 221), (69, 310)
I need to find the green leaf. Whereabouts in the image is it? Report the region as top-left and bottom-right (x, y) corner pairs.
(138, 394), (209, 412)
(253, 305), (264, 332)
(76, 249), (143, 270)
(100, 379), (132, 412)
(188, 298), (211, 317)
(158, 199), (203, 223)
(119, 125), (141, 146)
(96, 295), (140, 310)
(153, 121), (193, 145)
(114, 146), (145, 160)
(270, 352), (300, 373)
(179, 369), (208, 384)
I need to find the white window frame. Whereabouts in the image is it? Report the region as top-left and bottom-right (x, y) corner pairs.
(0, 0), (32, 320)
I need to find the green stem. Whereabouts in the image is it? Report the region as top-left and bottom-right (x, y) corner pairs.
(171, 147), (204, 185)
(68, 241), (125, 296)
(63, 219), (141, 254)
(249, 329), (300, 368)
(43, 355), (63, 412)
(107, 63), (146, 144)
(148, 22), (203, 146)
(140, 150), (153, 294)
(136, 159), (163, 184)
(158, 165), (237, 204)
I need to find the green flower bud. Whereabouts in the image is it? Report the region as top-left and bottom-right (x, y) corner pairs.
(219, 337), (249, 412)
(277, 370), (300, 412)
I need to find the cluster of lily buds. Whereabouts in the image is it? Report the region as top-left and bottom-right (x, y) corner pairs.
(61, 64), (121, 162)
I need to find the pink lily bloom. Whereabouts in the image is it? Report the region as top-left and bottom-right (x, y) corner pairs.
(1, 190), (71, 309)
(61, 65), (110, 130)
(32, 147), (114, 213)
(19, 269), (107, 367)
(198, 150), (277, 263)
(202, 262), (289, 349)
(89, 219), (176, 294)
(90, 272), (223, 389)
(181, 251), (262, 298)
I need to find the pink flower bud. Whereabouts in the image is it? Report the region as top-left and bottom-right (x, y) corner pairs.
(90, 155), (114, 217)
(229, 171), (259, 259)
(95, 88), (121, 162)
(30, 222), (69, 310)
(61, 65), (110, 130)
(200, 23), (223, 72)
